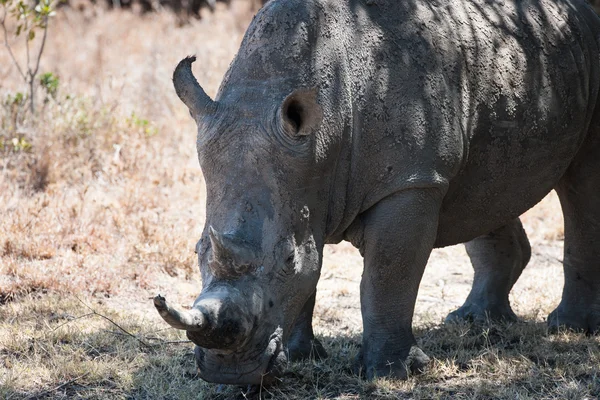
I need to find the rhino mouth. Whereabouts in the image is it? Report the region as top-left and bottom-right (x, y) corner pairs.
(194, 329), (286, 385)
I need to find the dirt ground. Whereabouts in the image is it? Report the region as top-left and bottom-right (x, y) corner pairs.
(1, 2), (598, 399)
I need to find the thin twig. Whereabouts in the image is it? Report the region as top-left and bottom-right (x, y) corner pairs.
(44, 299), (184, 349)
(25, 373), (89, 400)
(145, 336), (192, 345)
(103, 330), (191, 345)
(0, 7), (26, 80)
(31, 15), (48, 78)
(50, 312), (95, 332)
(24, 18), (34, 113)
(75, 296), (152, 349)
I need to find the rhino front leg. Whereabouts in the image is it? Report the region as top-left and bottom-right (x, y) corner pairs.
(356, 188), (443, 380)
(287, 291), (327, 361)
(446, 218), (531, 323)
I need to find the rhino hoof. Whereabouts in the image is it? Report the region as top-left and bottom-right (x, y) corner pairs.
(445, 302), (518, 324)
(356, 345), (430, 380)
(547, 307), (600, 335)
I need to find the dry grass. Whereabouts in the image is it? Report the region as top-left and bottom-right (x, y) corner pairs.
(0, 3), (598, 399)
(1, 292), (599, 399)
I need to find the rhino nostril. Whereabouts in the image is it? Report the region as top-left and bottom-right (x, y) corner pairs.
(186, 319), (243, 349)
(187, 331), (202, 346)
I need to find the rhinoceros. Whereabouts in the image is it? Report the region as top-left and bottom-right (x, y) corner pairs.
(154, 0), (600, 384)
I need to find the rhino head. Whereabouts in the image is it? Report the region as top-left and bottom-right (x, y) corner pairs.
(154, 56), (329, 385)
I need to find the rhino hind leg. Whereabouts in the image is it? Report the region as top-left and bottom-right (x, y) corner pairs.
(549, 131), (600, 334)
(446, 218), (531, 323)
(286, 291), (327, 361)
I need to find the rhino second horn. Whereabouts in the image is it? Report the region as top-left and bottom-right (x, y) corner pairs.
(172, 56), (216, 118)
(153, 295), (207, 331)
(208, 226), (255, 277)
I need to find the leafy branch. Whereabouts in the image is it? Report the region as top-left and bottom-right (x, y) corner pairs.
(0, 0), (56, 114)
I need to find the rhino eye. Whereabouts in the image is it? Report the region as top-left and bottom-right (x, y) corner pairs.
(282, 251), (296, 275)
(276, 238), (296, 273)
(286, 252), (295, 264)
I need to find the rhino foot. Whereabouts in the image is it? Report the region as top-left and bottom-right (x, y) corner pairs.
(286, 292), (327, 361)
(356, 345), (430, 380)
(448, 219), (528, 325)
(547, 304), (600, 334)
(446, 301), (518, 324)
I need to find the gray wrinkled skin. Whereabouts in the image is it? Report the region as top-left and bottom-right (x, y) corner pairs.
(158, 0), (600, 384)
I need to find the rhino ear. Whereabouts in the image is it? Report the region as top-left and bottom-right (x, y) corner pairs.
(280, 88), (323, 137)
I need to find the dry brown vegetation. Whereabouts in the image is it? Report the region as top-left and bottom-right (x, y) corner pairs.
(1, 3), (599, 399)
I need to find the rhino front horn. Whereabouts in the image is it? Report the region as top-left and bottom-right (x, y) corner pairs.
(153, 295), (207, 331)
(173, 56), (216, 118)
(208, 226), (256, 278)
